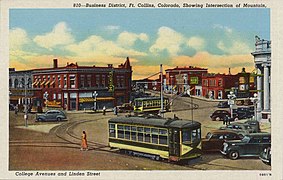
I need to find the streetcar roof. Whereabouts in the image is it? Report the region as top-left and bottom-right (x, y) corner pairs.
(134, 97), (168, 101)
(108, 116), (201, 129)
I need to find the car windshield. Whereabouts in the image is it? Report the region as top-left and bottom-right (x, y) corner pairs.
(206, 132), (212, 139)
(241, 136), (250, 143)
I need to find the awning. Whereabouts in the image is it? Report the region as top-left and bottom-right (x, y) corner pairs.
(45, 80), (50, 86)
(50, 80), (55, 86)
(40, 80), (46, 86)
(79, 97), (115, 103)
(32, 80), (38, 86)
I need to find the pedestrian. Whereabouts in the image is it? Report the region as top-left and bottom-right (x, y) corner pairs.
(103, 106), (106, 115)
(14, 105), (18, 116)
(81, 131), (88, 151)
(113, 106), (118, 116)
(227, 116), (231, 125)
(224, 115), (228, 125)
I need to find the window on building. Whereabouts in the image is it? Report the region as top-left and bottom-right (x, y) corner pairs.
(218, 79), (223, 87)
(58, 93), (62, 99)
(53, 93), (56, 100)
(14, 79), (18, 88)
(120, 76), (125, 87)
(102, 75), (106, 87)
(95, 75), (100, 87)
(87, 75), (91, 87)
(70, 74), (76, 88)
(80, 75), (85, 88)
(64, 75), (67, 88)
(58, 75), (61, 88)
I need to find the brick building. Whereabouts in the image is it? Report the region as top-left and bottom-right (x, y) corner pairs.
(202, 73), (238, 99)
(32, 57), (132, 111)
(165, 66), (208, 95)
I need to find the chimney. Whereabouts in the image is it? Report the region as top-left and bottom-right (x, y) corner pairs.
(53, 59), (58, 68)
(241, 67), (246, 73)
(228, 67), (231, 75)
(108, 64), (113, 68)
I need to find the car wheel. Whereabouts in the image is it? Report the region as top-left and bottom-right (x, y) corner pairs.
(216, 117), (221, 121)
(229, 151), (239, 160)
(37, 118), (43, 122)
(234, 117), (239, 121)
(57, 117), (62, 121)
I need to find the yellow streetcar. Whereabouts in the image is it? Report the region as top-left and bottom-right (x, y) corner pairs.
(108, 116), (201, 162)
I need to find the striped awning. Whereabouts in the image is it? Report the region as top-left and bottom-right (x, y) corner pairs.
(79, 97), (115, 103)
(45, 80), (50, 86)
(32, 80), (38, 86)
(50, 80), (55, 86)
(40, 80), (46, 86)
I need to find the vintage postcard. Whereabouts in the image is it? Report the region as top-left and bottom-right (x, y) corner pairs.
(1, 0), (282, 179)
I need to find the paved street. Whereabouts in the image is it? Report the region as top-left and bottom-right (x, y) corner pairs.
(9, 96), (271, 172)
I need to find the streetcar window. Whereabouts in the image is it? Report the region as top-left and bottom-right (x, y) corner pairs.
(118, 125), (124, 130)
(118, 130), (124, 139)
(192, 128), (201, 142)
(137, 127), (143, 132)
(182, 130), (191, 143)
(152, 134), (158, 144)
(159, 136), (168, 145)
(151, 128), (158, 134)
(131, 132), (137, 141)
(145, 133), (150, 143)
(125, 131), (130, 140)
(159, 129), (168, 135)
(135, 100), (142, 107)
(144, 127), (150, 133)
(109, 124), (115, 129)
(109, 129), (115, 138)
(131, 126), (137, 131)
(125, 126), (131, 130)
(138, 133), (143, 142)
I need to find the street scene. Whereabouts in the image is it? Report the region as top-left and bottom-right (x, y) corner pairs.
(8, 8), (271, 173)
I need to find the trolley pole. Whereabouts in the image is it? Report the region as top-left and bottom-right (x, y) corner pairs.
(160, 64), (164, 117)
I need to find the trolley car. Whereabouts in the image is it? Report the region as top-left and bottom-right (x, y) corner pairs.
(108, 116), (201, 161)
(133, 97), (170, 114)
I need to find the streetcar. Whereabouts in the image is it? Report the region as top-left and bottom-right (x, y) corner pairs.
(133, 97), (170, 114)
(108, 116), (201, 161)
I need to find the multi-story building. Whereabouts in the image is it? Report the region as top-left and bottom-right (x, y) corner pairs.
(236, 68), (256, 98)
(9, 68), (33, 110)
(202, 73), (238, 99)
(165, 66), (208, 95)
(251, 36), (271, 121)
(31, 57), (132, 111)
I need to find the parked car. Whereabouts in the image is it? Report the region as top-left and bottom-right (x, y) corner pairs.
(234, 107), (254, 120)
(210, 110), (236, 121)
(117, 103), (133, 113)
(202, 130), (243, 152)
(259, 146), (271, 165)
(36, 110), (67, 122)
(219, 122), (258, 137)
(244, 120), (261, 133)
(221, 133), (271, 160)
(217, 101), (229, 108)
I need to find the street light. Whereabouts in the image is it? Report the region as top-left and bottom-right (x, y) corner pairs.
(250, 93), (258, 121)
(43, 91), (49, 111)
(92, 91), (98, 111)
(170, 75), (174, 112)
(227, 91), (236, 119)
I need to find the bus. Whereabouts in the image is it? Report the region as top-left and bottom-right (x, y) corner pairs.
(108, 116), (201, 161)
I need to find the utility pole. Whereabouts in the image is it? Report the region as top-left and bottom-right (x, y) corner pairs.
(160, 64), (164, 117)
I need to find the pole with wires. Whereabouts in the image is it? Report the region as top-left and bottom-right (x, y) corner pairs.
(160, 64), (164, 117)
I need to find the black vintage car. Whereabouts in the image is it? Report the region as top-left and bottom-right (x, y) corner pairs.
(220, 133), (271, 160)
(202, 130), (243, 152)
(217, 101), (229, 108)
(259, 146), (271, 165)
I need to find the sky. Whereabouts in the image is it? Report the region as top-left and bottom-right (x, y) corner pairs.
(9, 9), (270, 79)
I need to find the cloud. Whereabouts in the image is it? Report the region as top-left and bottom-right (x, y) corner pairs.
(9, 28), (30, 50)
(105, 25), (120, 31)
(149, 26), (185, 56)
(117, 31), (149, 47)
(187, 36), (206, 51)
(66, 35), (147, 59)
(171, 51), (254, 74)
(33, 22), (74, 50)
(217, 40), (252, 55)
(213, 24), (233, 33)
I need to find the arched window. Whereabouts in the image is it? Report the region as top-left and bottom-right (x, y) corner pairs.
(14, 79), (18, 88)
(21, 78), (25, 88)
(28, 78), (32, 88)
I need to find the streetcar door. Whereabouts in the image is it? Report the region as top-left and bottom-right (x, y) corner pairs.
(169, 128), (180, 157)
